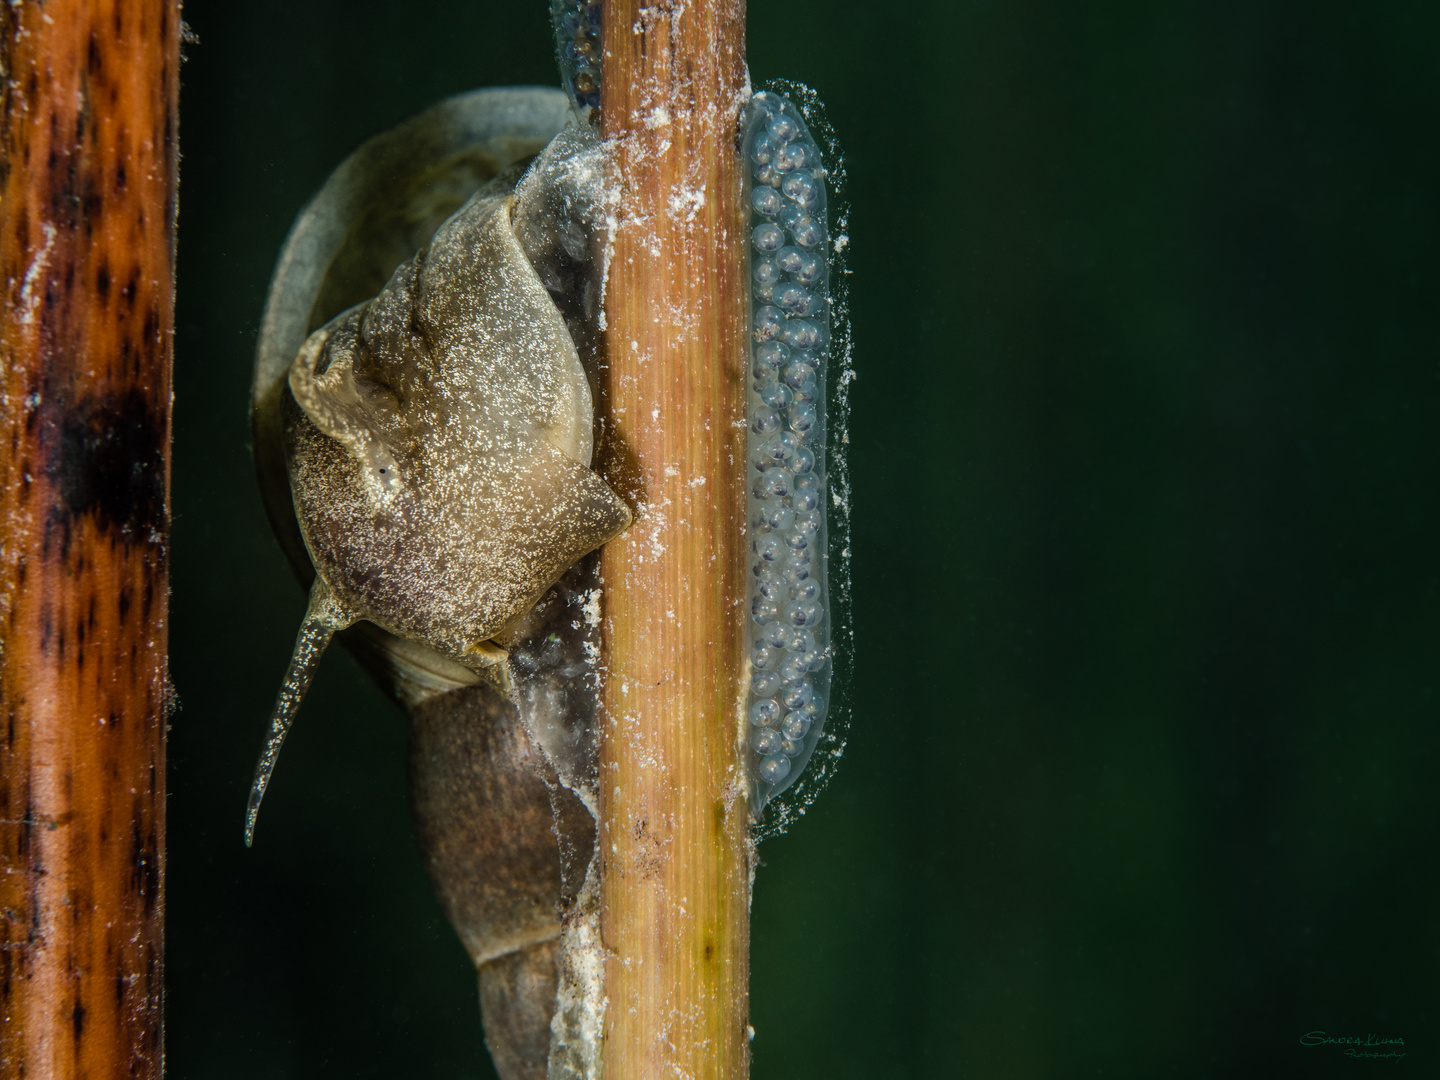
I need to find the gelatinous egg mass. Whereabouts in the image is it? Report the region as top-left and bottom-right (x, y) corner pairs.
(551, 0), (603, 111)
(744, 92), (833, 810)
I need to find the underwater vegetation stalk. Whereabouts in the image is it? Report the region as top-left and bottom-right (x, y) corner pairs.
(597, 0), (753, 1076)
(0, 1), (177, 1076)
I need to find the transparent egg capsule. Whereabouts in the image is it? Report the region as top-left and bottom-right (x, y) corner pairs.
(781, 713), (812, 741)
(750, 405), (779, 435)
(749, 697), (782, 727)
(753, 256), (782, 287)
(773, 142), (807, 174)
(758, 755), (791, 784)
(766, 112), (799, 145)
(753, 305), (783, 341)
(751, 596), (781, 625)
(782, 358), (817, 389)
(751, 729), (784, 756)
(784, 598), (822, 628)
(759, 381), (792, 409)
(792, 474), (821, 513)
(742, 91), (835, 811)
(778, 654), (810, 684)
(752, 223), (784, 253)
(752, 186), (784, 217)
(778, 318), (821, 350)
(781, 681), (813, 711)
(774, 281), (813, 316)
(754, 573), (788, 603)
(791, 576), (821, 603)
(751, 669), (784, 698)
(781, 170), (819, 212)
(752, 470), (791, 500)
(751, 643), (782, 671)
(754, 497), (795, 533)
(762, 621), (790, 651)
(788, 403), (818, 436)
(752, 533), (784, 564)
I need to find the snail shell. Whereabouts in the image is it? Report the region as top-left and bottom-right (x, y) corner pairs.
(250, 87), (615, 1080)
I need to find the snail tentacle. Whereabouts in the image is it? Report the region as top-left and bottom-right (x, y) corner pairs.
(244, 578), (357, 847)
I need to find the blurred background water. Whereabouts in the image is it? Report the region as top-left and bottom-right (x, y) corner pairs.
(170, 1), (1439, 1076)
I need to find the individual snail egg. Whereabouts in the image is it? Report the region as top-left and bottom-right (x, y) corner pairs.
(787, 628), (818, 657)
(749, 697), (783, 727)
(750, 131), (775, 165)
(750, 405), (779, 435)
(753, 257), (782, 288)
(794, 694), (824, 721)
(780, 738), (805, 758)
(755, 497), (795, 533)
(780, 170), (819, 212)
(790, 445), (816, 475)
(788, 403), (818, 436)
(753, 306), (784, 342)
(751, 596), (781, 626)
(752, 224), (784, 254)
(753, 470), (791, 500)
(783, 358), (817, 389)
(759, 429), (799, 466)
(792, 474), (820, 512)
(751, 643), (782, 671)
(762, 620), (791, 652)
(751, 728), (784, 756)
(752, 533), (785, 564)
(792, 508), (822, 535)
(791, 576), (821, 603)
(780, 552), (812, 583)
(781, 712), (812, 741)
(787, 214), (823, 249)
(755, 163), (781, 188)
(788, 377), (820, 405)
(778, 654), (810, 684)
(773, 141), (807, 174)
(758, 754), (791, 784)
(779, 318), (821, 350)
(752, 186), (785, 217)
(787, 248), (825, 287)
(784, 598), (822, 628)
(751, 669), (784, 698)
(783, 529), (810, 553)
(759, 381), (792, 409)
(766, 112), (799, 145)
(755, 340), (789, 370)
(755, 574), (788, 604)
(773, 281), (813, 316)
(781, 681), (814, 711)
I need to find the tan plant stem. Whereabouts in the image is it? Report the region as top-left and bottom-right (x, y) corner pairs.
(0, 2), (177, 1076)
(597, 0), (752, 1077)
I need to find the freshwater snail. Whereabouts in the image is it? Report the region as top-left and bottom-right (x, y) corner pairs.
(246, 67), (841, 1080)
(250, 87), (620, 1079)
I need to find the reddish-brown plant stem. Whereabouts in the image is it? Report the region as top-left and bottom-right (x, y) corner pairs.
(597, 1), (752, 1077)
(0, 2), (177, 1076)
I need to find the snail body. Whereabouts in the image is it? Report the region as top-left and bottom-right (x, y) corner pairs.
(250, 87), (612, 1079)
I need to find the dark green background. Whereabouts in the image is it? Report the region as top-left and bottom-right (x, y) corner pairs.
(170, 1), (1439, 1076)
